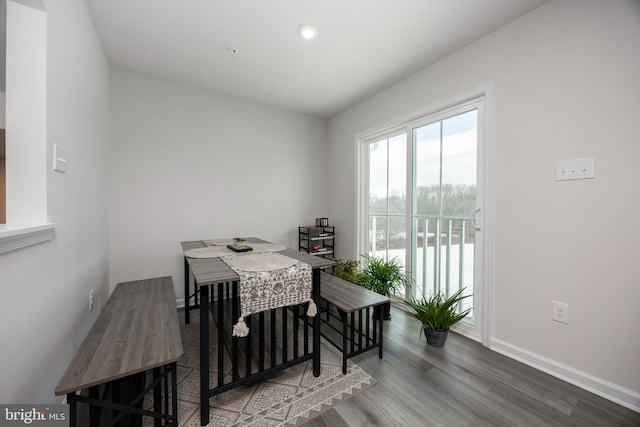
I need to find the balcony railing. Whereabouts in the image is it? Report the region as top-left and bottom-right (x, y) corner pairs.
(368, 215), (475, 319)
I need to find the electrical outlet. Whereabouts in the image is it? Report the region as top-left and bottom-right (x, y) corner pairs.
(552, 301), (569, 324)
(89, 289), (94, 311)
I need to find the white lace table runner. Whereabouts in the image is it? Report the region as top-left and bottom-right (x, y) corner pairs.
(248, 243), (288, 253)
(184, 246), (233, 258)
(185, 242), (287, 259)
(221, 252), (316, 337)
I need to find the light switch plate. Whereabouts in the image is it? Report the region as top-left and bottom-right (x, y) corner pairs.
(53, 144), (68, 173)
(555, 157), (594, 181)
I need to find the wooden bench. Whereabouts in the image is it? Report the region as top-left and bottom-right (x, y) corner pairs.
(319, 271), (389, 373)
(55, 276), (183, 427)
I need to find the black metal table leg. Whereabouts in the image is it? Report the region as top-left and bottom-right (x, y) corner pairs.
(199, 284), (209, 425)
(312, 268), (321, 376)
(184, 256), (190, 324)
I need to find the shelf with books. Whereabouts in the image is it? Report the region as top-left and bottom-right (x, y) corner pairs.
(299, 226), (335, 260)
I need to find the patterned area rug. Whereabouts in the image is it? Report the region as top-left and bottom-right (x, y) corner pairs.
(175, 310), (376, 427)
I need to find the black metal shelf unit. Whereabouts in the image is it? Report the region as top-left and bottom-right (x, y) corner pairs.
(299, 226), (335, 259)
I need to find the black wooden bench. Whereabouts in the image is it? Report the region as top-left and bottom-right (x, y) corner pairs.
(55, 276), (183, 427)
(319, 271), (389, 373)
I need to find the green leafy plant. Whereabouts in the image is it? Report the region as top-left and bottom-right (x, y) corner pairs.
(403, 288), (472, 332)
(359, 254), (410, 297)
(333, 258), (365, 285)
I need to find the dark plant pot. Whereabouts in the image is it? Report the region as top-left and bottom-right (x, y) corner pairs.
(424, 328), (448, 346)
(373, 302), (392, 320)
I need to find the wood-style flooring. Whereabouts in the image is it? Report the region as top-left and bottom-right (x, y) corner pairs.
(304, 306), (640, 427)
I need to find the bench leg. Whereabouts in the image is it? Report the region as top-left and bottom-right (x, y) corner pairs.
(153, 367), (161, 427)
(67, 393), (77, 427)
(339, 310), (348, 374)
(378, 304), (384, 359)
(89, 386), (100, 427)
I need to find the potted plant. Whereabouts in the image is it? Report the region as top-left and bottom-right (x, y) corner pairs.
(360, 254), (410, 320)
(402, 288), (472, 346)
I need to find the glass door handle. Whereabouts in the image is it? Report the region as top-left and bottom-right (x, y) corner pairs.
(471, 207), (482, 231)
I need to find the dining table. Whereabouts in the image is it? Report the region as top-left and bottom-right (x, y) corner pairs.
(180, 237), (336, 425)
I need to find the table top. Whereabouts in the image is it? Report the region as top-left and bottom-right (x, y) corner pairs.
(181, 237), (336, 287)
(55, 276), (183, 395)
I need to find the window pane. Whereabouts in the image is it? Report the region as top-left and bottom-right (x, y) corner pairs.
(414, 123), (440, 216)
(388, 216), (406, 252)
(441, 110), (477, 217)
(368, 141), (387, 215)
(387, 134), (406, 215)
(368, 215), (387, 256)
(388, 216), (407, 293)
(414, 217), (439, 298)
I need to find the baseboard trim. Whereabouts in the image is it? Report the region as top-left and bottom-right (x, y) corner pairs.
(490, 337), (640, 413)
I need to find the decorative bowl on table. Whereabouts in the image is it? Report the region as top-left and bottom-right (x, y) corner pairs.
(228, 237), (252, 252)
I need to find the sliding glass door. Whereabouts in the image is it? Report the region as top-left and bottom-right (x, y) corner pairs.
(361, 96), (487, 342)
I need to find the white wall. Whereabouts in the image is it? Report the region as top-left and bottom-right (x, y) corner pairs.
(5, 0), (47, 223)
(0, 0), (109, 404)
(108, 69), (328, 301)
(0, 91), (5, 128)
(328, 0), (640, 409)
(1, 93), (4, 225)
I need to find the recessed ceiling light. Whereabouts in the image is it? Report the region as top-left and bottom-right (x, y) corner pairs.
(298, 25), (317, 40)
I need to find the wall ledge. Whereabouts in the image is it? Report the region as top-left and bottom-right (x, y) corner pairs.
(0, 223), (56, 254)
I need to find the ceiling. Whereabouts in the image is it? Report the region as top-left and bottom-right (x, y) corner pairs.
(84, 0), (548, 118)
